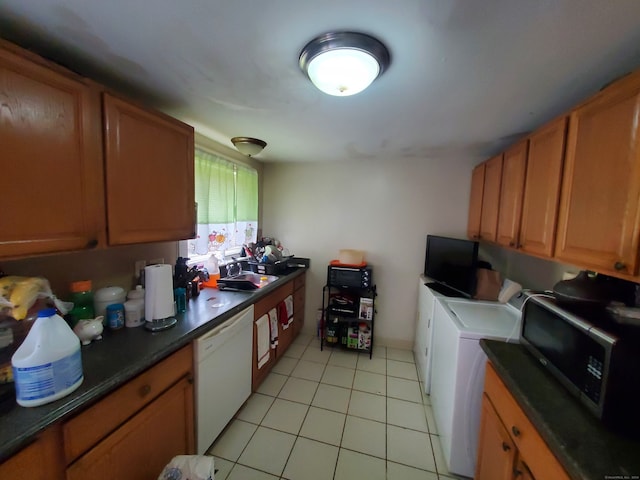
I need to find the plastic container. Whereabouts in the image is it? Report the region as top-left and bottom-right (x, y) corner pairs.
(202, 254), (220, 288)
(174, 288), (186, 313)
(68, 280), (94, 327)
(124, 286), (145, 328)
(11, 308), (83, 407)
(106, 303), (125, 330)
(94, 286), (126, 323)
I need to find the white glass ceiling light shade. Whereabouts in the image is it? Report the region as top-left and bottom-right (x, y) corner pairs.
(299, 32), (390, 96)
(231, 137), (267, 156)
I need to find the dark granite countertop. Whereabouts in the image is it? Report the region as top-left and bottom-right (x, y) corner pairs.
(480, 339), (640, 480)
(0, 268), (306, 462)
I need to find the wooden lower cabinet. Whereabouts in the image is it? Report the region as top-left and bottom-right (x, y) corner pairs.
(252, 274), (305, 391)
(475, 394), (516, 480)
(477, 363), (570, 480)
(66, 376), (194, 480)
(0, 426), (65, 480)
(293, 274), (306, 337)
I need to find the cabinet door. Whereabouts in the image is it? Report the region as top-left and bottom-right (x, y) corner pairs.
(475, 394), (516, 480)
(497, 140), (528, 248)
(555, 73), (640, 276)
(293, 280), (306, 338)
(467, 163), (486, 240)
(0, 426), (65, 480)
(66, 376), (194, 480)
(513, 457), (536, 480)
(103, 93), (195, 245)
(0, 45), (104, 258)
(519, 117), (567, 257)
(479, 155), (503, 242)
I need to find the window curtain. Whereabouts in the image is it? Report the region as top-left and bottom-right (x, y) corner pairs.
(188, 149), (258, 256)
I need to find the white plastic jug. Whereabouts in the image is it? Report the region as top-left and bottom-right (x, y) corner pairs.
(11, 308), (83, 407)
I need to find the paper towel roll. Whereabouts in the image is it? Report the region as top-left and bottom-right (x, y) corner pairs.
(144, 264), (175, 321)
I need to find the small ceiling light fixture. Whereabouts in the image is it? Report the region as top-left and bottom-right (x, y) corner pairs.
(231, 137), (267, 156)
(299, 31), (390, 97)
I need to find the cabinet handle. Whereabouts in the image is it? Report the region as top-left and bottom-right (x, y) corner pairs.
(513, 468), (523, 477)
(509, 241), (515, 247)
(86, 238), (98, 249)
(501, 441), (511, 452)
(614, 261), (626, 271)
(511, 426), (521, 437)
(139, 384), (151, 397)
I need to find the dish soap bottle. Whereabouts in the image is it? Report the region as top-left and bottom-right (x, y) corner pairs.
(11, 308), (83, 407)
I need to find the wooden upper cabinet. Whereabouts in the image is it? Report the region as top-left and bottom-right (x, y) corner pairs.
(479, 155), (503, 242)
(0, 44), (104, 259)
(467, 163), (485, 240)
(496, 140), (528, 248)
(555, 72), (640, 276)
(475, 394), (516, 480)
(103, 93), (195, 245)
(519, 117), (567, 257)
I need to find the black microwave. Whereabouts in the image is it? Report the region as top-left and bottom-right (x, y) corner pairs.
(520, 296), (640, 436)
(327, 265), (372, 289)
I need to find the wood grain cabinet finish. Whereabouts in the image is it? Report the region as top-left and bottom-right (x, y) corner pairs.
(496, 140), (528, 248)
(293, 274), (306, 338)
(467, 163), (486, 240)
(63, 345), (193, 464)
(252, 276), (304, 391)
(479, 155), (504, 242)
(0, 43), (104, 259)
(475, 394), (516, 480)
(481, 363), (571, 480)
(519, 117), (567, 258)
(66, 376), (194, 480)
(555, 71), (640, 276)
(103, 93), (195, 245)
(0, 426), (65, 480)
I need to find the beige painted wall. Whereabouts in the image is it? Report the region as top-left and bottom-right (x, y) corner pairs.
(262, 157), (473, 348)
(1, 242), (178, 300)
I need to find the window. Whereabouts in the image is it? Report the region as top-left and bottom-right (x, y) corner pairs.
(187, 148), (258, 257)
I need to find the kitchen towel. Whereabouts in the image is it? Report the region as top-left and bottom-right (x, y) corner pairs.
(256, 314), (270, 369)
(278, 295), (294, 330)
(268, 307), (278, 348)
(144, 264), (175, 321)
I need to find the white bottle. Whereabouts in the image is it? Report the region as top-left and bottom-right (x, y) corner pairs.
(124, 285), (145, 328)
(11, 308), (83, 407)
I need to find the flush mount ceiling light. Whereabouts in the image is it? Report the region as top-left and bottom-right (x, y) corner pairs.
(231, 137), (267, 156)
(299, 31), (390, 97)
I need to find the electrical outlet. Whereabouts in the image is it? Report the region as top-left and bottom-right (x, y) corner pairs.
(149, 258), (165, 265)
(134, 260), (147, 277)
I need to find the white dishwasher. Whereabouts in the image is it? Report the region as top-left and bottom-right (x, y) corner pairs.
(194, 305), (254, 454)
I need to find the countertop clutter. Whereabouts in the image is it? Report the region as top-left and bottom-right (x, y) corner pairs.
(480, 339), (640, 480)
(0, 268), (306, 463)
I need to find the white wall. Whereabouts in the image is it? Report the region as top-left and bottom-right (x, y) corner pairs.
(262, 157), (473, 348)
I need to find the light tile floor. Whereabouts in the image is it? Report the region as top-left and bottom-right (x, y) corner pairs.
(208, 334), (467, 480)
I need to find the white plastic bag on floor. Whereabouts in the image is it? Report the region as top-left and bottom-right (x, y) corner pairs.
(157, 455), (215, 480)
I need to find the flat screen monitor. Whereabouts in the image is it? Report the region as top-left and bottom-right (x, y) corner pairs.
(424, 235), (479, 298)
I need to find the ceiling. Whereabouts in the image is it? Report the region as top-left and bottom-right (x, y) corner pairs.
(1, 0), (640, 164)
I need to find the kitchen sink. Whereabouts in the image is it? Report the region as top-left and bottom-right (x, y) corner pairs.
(217, 272), (279, 291)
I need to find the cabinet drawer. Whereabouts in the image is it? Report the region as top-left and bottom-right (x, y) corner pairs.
(63, 344), (193, 464)
(484, 363), (570, 480)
